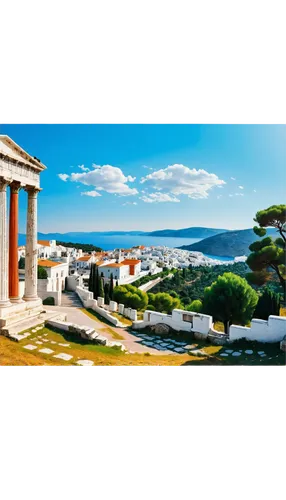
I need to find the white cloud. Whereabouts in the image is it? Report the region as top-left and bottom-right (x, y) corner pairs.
(143, 165), (153, 170)
(253, 189), (257, 193)
(235, 193), (244, 196)
(229, 194), (233, 197)
(78, 165), (90, 172)
(231, 177), (236, 180)
(140, 164), (225, 199)
(140, 192), (180, 203)
(58, 173), (69, 182)
(81, 190), (102, 197)
(122, 201), (138, 206)
(238, 185), (244, 189)
(70, 164), (138, 196)
(217, 195), (222, 199)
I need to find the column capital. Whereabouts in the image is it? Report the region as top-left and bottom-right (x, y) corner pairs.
(0, 176), (12, 191)
(25, 186), (42, 198)
(10, 181), (23, 194)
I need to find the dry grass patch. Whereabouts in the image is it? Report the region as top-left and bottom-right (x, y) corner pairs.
(110, 312), (132, 326)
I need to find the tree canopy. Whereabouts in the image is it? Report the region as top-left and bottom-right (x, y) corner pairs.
(203, 272), (258, 333)
(246, 204), (286, 297)
(113, 284), (148, 310)
(148, 292), (182, 314)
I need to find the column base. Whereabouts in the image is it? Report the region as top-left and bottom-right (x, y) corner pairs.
(0, 299), (12, 308)
(10, 297), (24, 304)
(23, 295), (40, 302)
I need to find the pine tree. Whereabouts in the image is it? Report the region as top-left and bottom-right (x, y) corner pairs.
(98, 276), (104, 298)
(109, 273), (114, 301)
(104, 283), (110, 304)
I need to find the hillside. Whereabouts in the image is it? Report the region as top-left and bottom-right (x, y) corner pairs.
(179, 228), (277, 257)
(148, 226), (228, 238)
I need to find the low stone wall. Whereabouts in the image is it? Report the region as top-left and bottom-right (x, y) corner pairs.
(229, 316), (286, 343)
(132, 308), (286, 344)
(75, 287), (137, 326)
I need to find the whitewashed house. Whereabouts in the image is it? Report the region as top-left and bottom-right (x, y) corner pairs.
(38, 259), (69, 291)
(98, 259), (141, 284)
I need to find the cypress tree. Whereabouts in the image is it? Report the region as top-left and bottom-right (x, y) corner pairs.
(88, 263), (94, 292)
(109, 273), (114, 301)
(93, 265), (100, 299)
(98, 276), (104, 298)
(104, 283), (110, 304)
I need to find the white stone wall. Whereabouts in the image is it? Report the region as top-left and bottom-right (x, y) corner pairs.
(229, 315), (286, 343)
(37, 279), (61, 305)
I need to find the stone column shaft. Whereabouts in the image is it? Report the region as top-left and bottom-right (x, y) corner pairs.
(0, 177), (11, 307)
(9, 182), (22, 302)
(24, 187), (40, 301)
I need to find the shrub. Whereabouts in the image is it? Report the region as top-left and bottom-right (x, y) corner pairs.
(43, 296), (55, 305)
(148, 292), (182, 314)
(38, 266), (48, 279)
(253, 287), (280, 320)
(185, 299), (203, 313)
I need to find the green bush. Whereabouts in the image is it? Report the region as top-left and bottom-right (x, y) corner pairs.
(148, 291), (182, 314)
(38, 266), (48, 279)
(43, 296), (55, 305)
(185, 299), (203, 313)
(253, 287), (280, 320)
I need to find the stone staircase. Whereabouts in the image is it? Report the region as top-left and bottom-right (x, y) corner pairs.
(61, 292), (83, 308)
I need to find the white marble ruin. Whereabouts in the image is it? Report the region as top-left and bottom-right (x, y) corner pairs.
(0, 135), (46, 333)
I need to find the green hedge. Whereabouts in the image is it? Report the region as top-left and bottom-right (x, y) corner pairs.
(43, 296), (55, 305)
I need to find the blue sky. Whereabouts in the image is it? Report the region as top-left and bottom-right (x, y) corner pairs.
(0, 124), (285, 233)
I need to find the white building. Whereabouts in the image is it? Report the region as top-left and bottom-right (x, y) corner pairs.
(38, 259), (69, 291)
(98, 259), (141, 284)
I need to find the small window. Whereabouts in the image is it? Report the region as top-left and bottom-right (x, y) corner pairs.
(183, 314), (193, 324)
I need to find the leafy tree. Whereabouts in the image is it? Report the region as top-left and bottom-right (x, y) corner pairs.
(38, 266), (48, 279)
(98, 276), (104, 299)
(104, 283), (110, 305)
(113, 284), (148, 310)
(185, 299), (203, 313)
(109, 273), (114, 301)
(148, 292), (182, 314)
(19, 256), (25, 269)
(253, 287), (280, 320)
(203, 272), (258, 334)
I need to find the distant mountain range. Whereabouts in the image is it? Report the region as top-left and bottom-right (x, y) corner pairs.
(179, 228), (278, 257)
(18, 227), (228, 246)
(148, 227), (228, 238)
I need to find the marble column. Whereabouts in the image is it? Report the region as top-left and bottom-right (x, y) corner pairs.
(9, 181), (22, 302)
(23, 186), (41, 301)
(0, 177), (12, 307)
